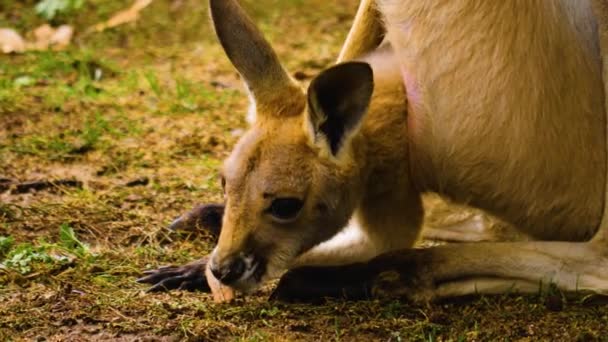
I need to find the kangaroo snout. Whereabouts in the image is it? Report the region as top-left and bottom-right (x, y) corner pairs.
(210, 251), (264, 289)
(209, 255), (246, 284)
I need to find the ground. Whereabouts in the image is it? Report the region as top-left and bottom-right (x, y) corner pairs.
(1, 0), (608, 341)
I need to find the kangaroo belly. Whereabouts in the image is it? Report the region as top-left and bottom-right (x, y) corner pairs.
(379, 0), (606, 240)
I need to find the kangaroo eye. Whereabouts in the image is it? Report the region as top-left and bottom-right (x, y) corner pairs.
(268, 198), (303, 222)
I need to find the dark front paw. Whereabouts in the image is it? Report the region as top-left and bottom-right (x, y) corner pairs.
(137, 257), (210, 292)
(270, 263), (374, 303)
(168, 203), (224, 237)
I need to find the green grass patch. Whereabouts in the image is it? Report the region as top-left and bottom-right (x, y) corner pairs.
(1, 224), (93, 275)
(35, 0), (86, 20)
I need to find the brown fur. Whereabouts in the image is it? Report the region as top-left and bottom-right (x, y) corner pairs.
(207, 0), (608, 299)
(593, 0), (608, 244)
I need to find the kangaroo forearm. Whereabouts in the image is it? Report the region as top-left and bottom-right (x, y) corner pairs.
(338, 0), (385, 62)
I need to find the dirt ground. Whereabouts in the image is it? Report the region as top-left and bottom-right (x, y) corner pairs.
(1, 0), (608, 341)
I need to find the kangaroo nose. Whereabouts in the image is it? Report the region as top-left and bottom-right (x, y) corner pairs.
(210, 256), (245, 285)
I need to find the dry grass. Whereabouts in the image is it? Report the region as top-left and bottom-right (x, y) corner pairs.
(1, 0), (608, 340)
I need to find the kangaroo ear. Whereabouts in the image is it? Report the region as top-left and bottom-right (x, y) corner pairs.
(209, 0), (301, 112)
(307, 62), (374, 156)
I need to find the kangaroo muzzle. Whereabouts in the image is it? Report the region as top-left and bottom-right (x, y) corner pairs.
(210, 251), (263, 288)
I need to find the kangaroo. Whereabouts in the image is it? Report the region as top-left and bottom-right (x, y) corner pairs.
(139, 0), (608, 302)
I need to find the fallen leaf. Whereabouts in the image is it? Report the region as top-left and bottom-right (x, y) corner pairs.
(29, 24), (73, 51)
(0, 28), (26, 53)
(50, 25), (73, 48)
(0, 25), (73, 54)
(90, 0), (153, 33)
(31, 24), (54, 50)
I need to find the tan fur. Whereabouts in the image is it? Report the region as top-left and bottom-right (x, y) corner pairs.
(338, 0), (385, 62)
(379, 0), (604, 242)
(592, 0), (608, 245)
(208, 0), (608, 298)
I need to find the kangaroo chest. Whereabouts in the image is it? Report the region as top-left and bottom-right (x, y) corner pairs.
(379, 0), (606, 240)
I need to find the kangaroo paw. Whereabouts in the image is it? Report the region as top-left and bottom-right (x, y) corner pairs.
(137, 257), (210, 292)
(168, 203), (224, 237)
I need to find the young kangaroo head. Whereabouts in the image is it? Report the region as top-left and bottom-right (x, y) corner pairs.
(208, 0), (374, 292)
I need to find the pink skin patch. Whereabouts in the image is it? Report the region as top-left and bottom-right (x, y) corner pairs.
(396, 19), (422, 119)
(402, 67), (421, 109)
(402, 65), (422, 139)
(401, 64), (427, 188)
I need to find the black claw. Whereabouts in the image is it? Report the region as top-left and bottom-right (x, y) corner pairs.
(137, 258), (210, 293)
(136, 270), (181, 284)
(140, 267), (176, 277)
(147, 275), (188, 292)
(158, 265), (178, 270)
(178, 278), (209, 292)
(178, 281), (193, 291)
(168, 217), (188, 231)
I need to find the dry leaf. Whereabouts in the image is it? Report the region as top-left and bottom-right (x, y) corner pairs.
(0, 28), (26, 53)
(91, 0), (153, 33)
(49, 25), (73, 48)
(31, 24), (54, 50)
(30, 24), (73, 51)
(0, 25), (73, 54)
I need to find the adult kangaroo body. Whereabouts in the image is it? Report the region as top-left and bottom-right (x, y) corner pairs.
(140, 0), (608, 301)
(377, 0), (605, 241)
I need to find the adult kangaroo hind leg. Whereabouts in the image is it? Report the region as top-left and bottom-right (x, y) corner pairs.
(272, 240), (608, 302)
(390, 0), (608, 301)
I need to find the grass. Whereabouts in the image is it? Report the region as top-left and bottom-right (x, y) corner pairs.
(1, 0), (608, 340)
